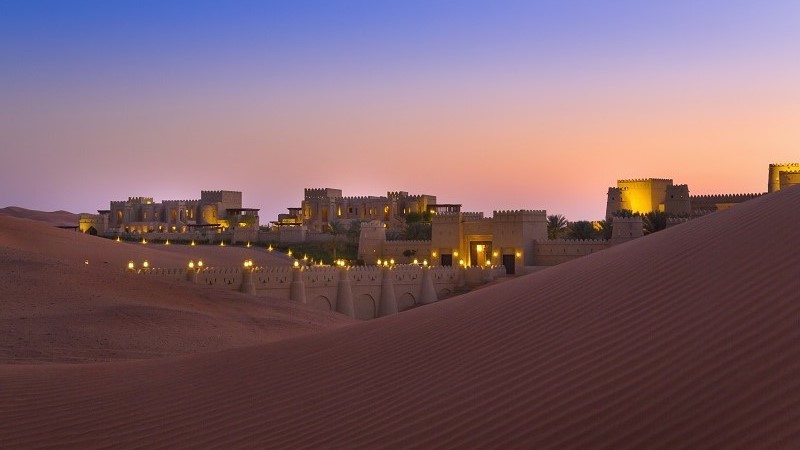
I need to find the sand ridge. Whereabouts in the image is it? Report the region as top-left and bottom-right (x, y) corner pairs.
(0, 206), (79, 227)
(1, 186), (799, 448)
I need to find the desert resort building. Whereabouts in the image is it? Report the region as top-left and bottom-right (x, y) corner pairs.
(79, 163), (799, 275)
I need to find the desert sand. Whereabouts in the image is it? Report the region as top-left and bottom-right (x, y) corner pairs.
(0, 214), (351, 363)
(0, 206), (79, 227)
(1, 186), (799, 448)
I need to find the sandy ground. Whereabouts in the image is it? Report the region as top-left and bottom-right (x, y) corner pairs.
(0, 215), (352, 363)
(1, 186), (799, 448)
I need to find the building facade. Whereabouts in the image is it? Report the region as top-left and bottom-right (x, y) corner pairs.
(275, 188), (436, 233)
(605, 163), (799, 218)
(79, 190), (259, 243)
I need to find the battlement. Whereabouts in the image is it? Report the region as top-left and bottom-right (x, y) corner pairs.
(492, 210), (547, 221)
(493, 209), (546, 216)
(536, 238), (608, 244)
(304, 188), (342, 199)
(617, 178), (673, 184)
(200, 190), (242, 203)
(339, 195), (386, 202)
(770, 163), (800, 168)
(690, 193), (764, 201)
(161, 199), (199, 205)
(432, 211), (462, 217)
(126, 197), (154, 204)
(383, 239), (433, 245)
(387, 191), (409, 198)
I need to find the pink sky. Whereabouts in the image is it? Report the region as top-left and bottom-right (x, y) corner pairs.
(1, 1), (798, 221)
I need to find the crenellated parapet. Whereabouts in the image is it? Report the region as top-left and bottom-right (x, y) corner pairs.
(690, 193), (764, 201)
(161, 199), (200, 205)
(770, 162), (800, 169)
(617, 177), (673, 184)
(125, 197), (155, 204)
(492, 210), (547, 222)
(537, 238), (608, 244)
(303, 188), (343, 199)
(339, 195), (385, 202)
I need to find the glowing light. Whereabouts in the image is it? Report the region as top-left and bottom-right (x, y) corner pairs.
(197, 260), (204, 268)
(390, 258), (395, 265)
(142, 260), (149, 268)
(383, 260), (389, 267)
(485, 260), (491, 266)
(413, 258), (419, 265)
(303, 254), (308, 261)
(246, 242), (251, 248)
(423, 259), (428, 267)
(287, 249), (293, 256)
(459, 259), (465, 266)
(188, 261), (195, 269)
(453, 251), (459, 257)
(191, 240), (196, 246)
(432, 251), (437, 257)
(268, 245), (273, 251)
(141, 238), (147, 244)
(377, 259), (382, 265)
(492, 251), (498, 257)
(293, 260), (300, 268)
(220, 241), (225, 247)
(475, 244), (484, 252)
(115, 236), (121, 242)
(516, 251), (522, 258)
(84, 259), (89, 265)
(165, 240), (170, 245)
(127, 261), (135, 270)
(243, 259), (253, 268)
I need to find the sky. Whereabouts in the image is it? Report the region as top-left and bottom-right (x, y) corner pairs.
(1, 0), (798, 221)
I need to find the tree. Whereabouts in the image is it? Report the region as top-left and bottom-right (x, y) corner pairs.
(327, 220), (347, 260)
(642, 211), (668, 235)
(547, 214), (568, 239)
(567, 220), (595, 240)
(346, 221), (363, 245)
(595, 219), (613, 240)
(404, 222), (432, 240)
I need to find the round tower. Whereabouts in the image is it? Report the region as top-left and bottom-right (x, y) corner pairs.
(768, 163), (800, 193)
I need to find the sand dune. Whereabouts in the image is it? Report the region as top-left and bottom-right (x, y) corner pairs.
(0, 206), (79, 227)
(1, 186), (799, 448)
(0, 216), (351, 363)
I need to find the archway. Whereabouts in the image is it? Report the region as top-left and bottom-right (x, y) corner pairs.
(354, 294), (376, 320)
(398, 292), (416, 312)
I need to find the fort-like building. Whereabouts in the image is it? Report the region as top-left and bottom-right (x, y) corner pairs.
(77, 163), (796, 277)
(79, 190), (260, 243)
(606, 163), (800, 218)
(275, 188), (436, 233)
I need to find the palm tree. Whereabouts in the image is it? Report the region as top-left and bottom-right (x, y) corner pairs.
(567, 220), (595, 240)
(596, 219), (613, 240)
(547, 214), (568, 239)
(346, 221), (362, 245)
(642, 211), (668, 234)
(327, 220), (346, 260)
